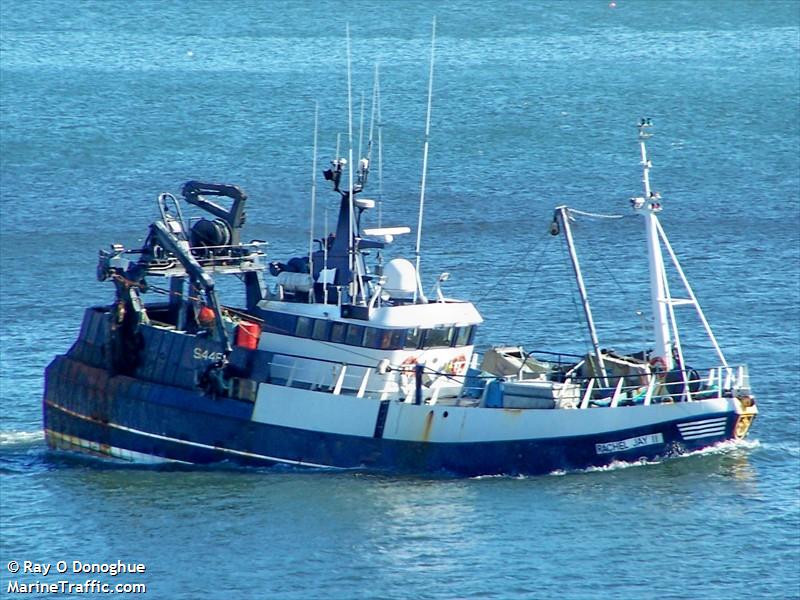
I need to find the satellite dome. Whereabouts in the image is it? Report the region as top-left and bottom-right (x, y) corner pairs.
(383, 258), (417, 299)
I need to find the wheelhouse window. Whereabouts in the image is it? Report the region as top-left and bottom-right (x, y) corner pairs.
(330, 322), (347, 344)
(405, 328), (421, 349)
(295, 316), (312, 338)
(455, 325), (475, 347)
(388, 329), (406, 349)
(423, 327), (454, 348)
(345, 324), (365, 346)
(363, 327), (380, 349)
(311, 319), (329, 341)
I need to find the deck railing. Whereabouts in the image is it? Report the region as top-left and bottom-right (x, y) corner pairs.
(252, 350), (748, 409)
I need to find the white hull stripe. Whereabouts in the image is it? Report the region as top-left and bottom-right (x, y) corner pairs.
(46, 429), (189, 464)
(682, 430), (727, 440)
(677, 417), (727, 440)
(46, 400), (341, 470)
(678, 417), (728, 426)
(681, 423), (725, 435)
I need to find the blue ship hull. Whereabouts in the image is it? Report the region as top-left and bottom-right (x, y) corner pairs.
(43, 355), (738, 476)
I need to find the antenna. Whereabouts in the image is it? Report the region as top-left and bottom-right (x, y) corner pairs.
(358, 91), (365, 170)
(375, 64), (384, 228)
(346, 24), (356, 301)
(307, 102), (319, 303)
(367, 68), (377, 166)
(413, 16), (436, 303)
(323, 202), (329, 305)
(368, 63), (385, 272)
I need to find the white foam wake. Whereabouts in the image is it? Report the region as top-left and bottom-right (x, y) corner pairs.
(0, 430), (45, 446)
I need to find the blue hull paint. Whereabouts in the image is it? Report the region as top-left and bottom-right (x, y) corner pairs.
(44, 356), (736, 476)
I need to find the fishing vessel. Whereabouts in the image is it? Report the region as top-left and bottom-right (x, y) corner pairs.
(41, 120), (758, 475)
(42, 29), (757, 476)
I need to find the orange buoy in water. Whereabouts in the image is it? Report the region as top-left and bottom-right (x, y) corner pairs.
(236, 321), (261, 350)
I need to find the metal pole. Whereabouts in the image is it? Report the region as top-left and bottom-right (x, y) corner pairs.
(556, 206), (608, 387)
(307, 102), (319, 303)
(413, 16), (436, 303)
(346, 24), (356, 301)
(638, 122), (672, 367)
(414, 363), (424, 405)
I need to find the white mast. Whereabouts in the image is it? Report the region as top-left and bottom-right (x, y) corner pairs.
(346, 24), (356, 301)
(307, 102), (319, 303)
(636, 118), (672, 367)
(413, 16), (436, 303)
(414, 17), (436, 302)
(375, 64), (384, 229)
(358, 91), (365, 168)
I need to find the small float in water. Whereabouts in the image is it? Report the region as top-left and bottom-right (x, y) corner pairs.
(42, 29), (756, 476)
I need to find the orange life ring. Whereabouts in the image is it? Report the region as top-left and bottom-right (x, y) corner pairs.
(400, 355), (418, 373)
(649, 356), (668, 376)
(444, 354), (468, 376)
(399, 355), (419, 387)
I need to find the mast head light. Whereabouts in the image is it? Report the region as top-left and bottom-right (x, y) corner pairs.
(638, 118), (653, 139)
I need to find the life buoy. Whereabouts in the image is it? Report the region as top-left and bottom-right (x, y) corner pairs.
(444, 354), (468, 376)
(400, 355), (418, 370)
(399, 355), (420, 388)
(649, 356), (668, 376)
(733, 414), (754, 439)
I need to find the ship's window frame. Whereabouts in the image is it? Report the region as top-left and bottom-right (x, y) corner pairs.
(311, 319), (329, 341)
(390, 329), (406, 349)
(455, 325), (474, 347)
(405, 328), (421, 349)
(330, 322), (347, 343)
(362, 327), (406, 350)
(345, 324), (365, 346)
(423, 326), (454, 349)
(264, 312), (297, 336)
(363, 327), (382, 349)
(295, 316), (313, 338)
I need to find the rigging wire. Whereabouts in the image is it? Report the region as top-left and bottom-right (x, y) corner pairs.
(506, 238), (551, 338)
(567, 207), (648, 346)
(566, 208), (629, 220)
(558, 231), (593, 355)
(473, 228), (550, 305)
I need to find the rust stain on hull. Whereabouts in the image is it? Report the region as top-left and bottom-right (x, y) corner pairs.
(421, 410), (434, 442)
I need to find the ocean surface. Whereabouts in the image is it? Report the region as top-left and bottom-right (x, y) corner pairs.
(1, 1), (799, 598)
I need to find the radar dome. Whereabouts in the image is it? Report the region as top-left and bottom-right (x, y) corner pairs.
(383, 258), (417, 299)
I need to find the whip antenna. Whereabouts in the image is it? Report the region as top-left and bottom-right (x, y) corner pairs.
(375, 64), (384, 228)
(346, 24), (357, 301)
(307, 102), (319, 303)
(413, 16), (436, 303)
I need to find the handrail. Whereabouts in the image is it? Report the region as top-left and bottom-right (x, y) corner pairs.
(255, 348), (745, 408)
